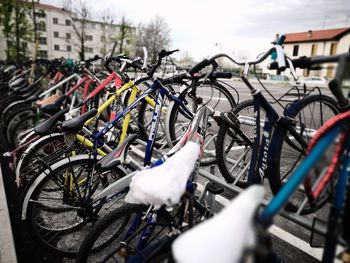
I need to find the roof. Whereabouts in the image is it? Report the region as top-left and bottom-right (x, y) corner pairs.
(282, 27), (350, 43)
(34, 3), (68, 12)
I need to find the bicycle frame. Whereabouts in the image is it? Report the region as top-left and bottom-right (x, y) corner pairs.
(257, 119), (350, 262)
(83, 78), (193, 198)
(90, 103), (208, 210)
(83, 105), (211, 258)
(235, 76), (309, 185)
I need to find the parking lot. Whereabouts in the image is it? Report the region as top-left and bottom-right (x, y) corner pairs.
(0, 79), (343, 262)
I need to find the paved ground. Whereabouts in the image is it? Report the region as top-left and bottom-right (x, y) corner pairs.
(0, 80), (344, 262)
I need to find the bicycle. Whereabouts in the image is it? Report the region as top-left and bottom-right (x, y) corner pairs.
(19, 49), (197, 257)
(119, 50), (350, 263)
(213, 37), (339, 214)
(75, 97), (221, 262)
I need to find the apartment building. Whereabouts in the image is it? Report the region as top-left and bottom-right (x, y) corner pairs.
(280, 27), (350, 78)
(0, 3), (131, 60)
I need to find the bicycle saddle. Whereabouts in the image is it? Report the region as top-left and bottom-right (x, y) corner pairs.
(61, 108), (98, 133)
(9, 77), (26, 88)
(34, 108), (69, 136)
(14, 81), (39, 96)
(125, 141), (200, 209)
(172, 185), (265, 263)
(40, 95), (68, 115)
(12, 82), (31, 95)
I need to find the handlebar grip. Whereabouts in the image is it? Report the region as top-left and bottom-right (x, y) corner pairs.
(188, 59), (210, 75)
(131, 60), (144, 70)
(291, 56), (310, 69)
(158, 49), (168, 59)
(85, 55), (100, 63)
(166, 49), (179, 56)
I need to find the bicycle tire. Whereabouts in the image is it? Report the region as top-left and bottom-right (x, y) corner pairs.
(6, 111), (36, 147)
(267, 94), (339, 214)
(2, 102), (32, 126)
(167, 80), (236, 165)
(9, 113), (36, 147)
(16, 134), (66, 190)
(216, 99), (266, 187)
(0, 95), (21, 113)
(76, 204), (174, 263)
(25, 155), (126, 257)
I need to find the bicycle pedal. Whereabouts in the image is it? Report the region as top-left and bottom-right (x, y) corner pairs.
(206, 182), (224, 195)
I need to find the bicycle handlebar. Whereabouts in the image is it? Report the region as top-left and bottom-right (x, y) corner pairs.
(188, 59), (211, 75)
(147, 49), (179, 78)
(104, 49), (179, 77)
(291, 53), (350, 109)
(84, 55), (103, 64)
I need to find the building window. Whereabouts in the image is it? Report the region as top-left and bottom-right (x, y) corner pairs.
(84, 47), (93, 53)
(53, 18), (58, 24)
(66, 33), (71, 39)
(91, 23), (95, 29)
(292, 45), (299, 56)
(66, 20), (71, 26)
(67, 45), (72, 52)
(35, 10), (46, 18)
(37, 50), (48, 58)
(330, 43), (337, 55)
(38, 37), (47, 45)
(54, 44), (60, 51)
(85, 35), (93, 41)
(54, 31), (59, 38)
(37, 21), (46, 32)
(311, 44), (317, 56)
(100, 36), (105, 41)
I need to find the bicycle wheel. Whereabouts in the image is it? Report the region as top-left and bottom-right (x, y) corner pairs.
(167, 80), (236, 165)
(76, 204), (174, 263)
(9, 113), (36, 147)
(2, 102), (32, 126)
(216, 100), (266, 187)
(25, 155), (126, 257)
(6, 110), (35, 146)
(267, 94), (339, 214)
(17, 134), (68, 189)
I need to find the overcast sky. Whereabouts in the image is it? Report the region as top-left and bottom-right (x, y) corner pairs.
(42, 0), (350, 61)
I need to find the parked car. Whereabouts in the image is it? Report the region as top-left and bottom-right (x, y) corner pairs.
(267, 74), (290, 81)
(295, 76), (329, 88)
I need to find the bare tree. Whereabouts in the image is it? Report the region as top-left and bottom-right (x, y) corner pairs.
(100, 9), (115, 57)
(64, 0), (91, 60)
(135, 16), (171, 63)
(117, 16), (134, 55)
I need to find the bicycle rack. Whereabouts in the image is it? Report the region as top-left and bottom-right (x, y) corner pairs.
(198, 169), (330, 239)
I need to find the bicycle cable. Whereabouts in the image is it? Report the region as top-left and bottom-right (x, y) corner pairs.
(253, 64), (287, 110)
